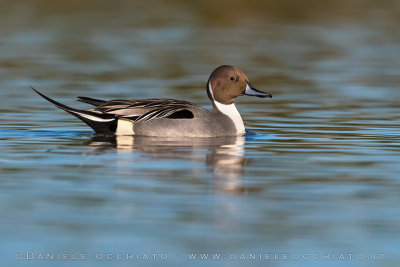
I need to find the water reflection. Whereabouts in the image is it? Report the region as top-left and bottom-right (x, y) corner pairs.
(1, 0), (399, 264)
(89, 135), (246, 194)
(206, 137), (246, 194)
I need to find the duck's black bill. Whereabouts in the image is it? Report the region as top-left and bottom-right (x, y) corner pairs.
(244, 84), (272, 98)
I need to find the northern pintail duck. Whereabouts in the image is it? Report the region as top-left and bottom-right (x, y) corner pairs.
(32, 65), (272, 137)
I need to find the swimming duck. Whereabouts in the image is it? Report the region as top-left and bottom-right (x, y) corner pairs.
(32, 65), (271, 137)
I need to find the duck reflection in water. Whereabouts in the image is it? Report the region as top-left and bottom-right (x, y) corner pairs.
(88, 135), (247, 194)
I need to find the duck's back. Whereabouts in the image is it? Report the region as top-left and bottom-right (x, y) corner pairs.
(78, 97), (238, 137)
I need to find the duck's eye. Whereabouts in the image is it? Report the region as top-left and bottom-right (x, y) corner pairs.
(230, 77), (236, 81)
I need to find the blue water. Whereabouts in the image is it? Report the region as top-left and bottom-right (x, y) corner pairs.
(1, 1), (400, 266)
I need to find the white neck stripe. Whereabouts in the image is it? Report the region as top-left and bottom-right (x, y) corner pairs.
(208, 81), (245, 135)
(208, 81), (215, 99)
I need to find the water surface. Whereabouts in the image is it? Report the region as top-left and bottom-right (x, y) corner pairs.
(0, 1), (399, 266)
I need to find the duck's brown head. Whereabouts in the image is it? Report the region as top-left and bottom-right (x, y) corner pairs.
(207, 65), (272, 105)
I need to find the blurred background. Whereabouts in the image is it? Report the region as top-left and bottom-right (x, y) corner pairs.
(0, 0), (399, 266)
(1, 0), (399, 100)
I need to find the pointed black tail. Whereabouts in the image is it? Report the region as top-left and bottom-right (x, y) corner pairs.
(31, 87), (117, 134)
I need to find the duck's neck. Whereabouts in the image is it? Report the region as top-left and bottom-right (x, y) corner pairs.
(207, 80), (245, 135)
(213, 101), (245, 135)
